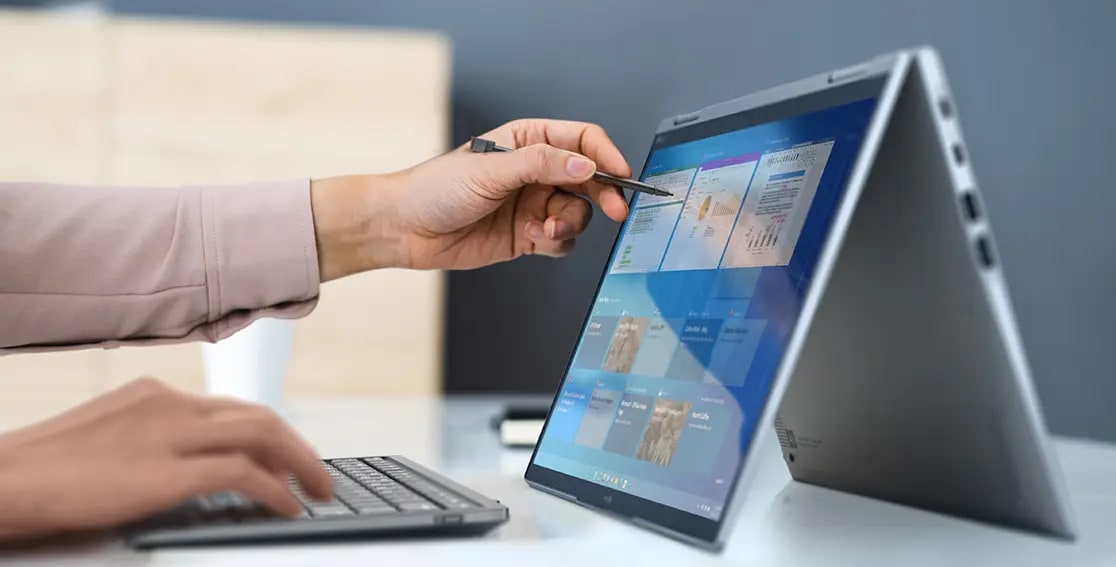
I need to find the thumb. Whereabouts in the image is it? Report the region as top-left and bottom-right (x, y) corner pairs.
(477, 143), (597, 191)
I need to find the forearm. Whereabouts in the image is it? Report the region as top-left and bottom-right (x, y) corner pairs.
(0, 180), (321, 352)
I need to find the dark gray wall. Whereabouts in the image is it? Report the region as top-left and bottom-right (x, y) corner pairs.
(112, 0), (1116, 442)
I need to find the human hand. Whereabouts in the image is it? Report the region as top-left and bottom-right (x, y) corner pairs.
(310, 119), (632, 277)
(0, 378), (332, 541)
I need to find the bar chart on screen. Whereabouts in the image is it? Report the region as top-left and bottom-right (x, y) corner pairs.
(721, 141), (834, 268)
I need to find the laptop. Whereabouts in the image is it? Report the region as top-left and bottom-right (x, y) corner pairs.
(126, 46), (1074, 551)
(524, 46), (1075, 550)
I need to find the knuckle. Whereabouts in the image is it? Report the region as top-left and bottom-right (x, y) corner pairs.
(571, 195), (592, 216)
(132, 376), (162, 390)
(528, 144), (552, 172)
(258, 406), (284, 428)
(509, 144), (551, 185)
(523, 118), (548, 141)
(249, 403), (278, 419)
(130, 376), (169, 397)
(246, 410), (283, 440)
(224, 455), (257, 483)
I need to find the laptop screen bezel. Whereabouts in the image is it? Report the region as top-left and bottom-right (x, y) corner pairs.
(525, 67), (896, 546)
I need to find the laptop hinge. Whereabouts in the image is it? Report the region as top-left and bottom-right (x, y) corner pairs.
(673, 111), (701, 125)
(828, 63), (869, 84)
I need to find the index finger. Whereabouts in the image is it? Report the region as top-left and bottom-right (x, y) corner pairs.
(493, 119), (632, 221)
(542, 122), (633, 222)
(179, 408), (333, 501)
(533, 120), (631, 179)
(181, 455), (305, 517)
(484, 119), (631, 176)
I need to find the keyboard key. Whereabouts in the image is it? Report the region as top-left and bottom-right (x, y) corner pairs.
(337, 494), (385, 508)
(397, 501), (439, 512)
(311, 507), (355, 518)
(351, 504), (397, 515)
(306, 498), (352, 514)
(365, 462), (477, 509)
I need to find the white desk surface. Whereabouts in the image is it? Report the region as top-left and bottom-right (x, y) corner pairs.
(6, 396), (1115, 566)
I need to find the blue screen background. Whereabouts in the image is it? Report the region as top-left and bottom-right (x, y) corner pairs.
(533, 97), (878, 519)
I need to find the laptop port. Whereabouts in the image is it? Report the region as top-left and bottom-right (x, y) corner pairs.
(960, 191), (980, 221)
(952, 142), (966, 166)
(976, 235), (995, 268)
(939, 97), (953, 118)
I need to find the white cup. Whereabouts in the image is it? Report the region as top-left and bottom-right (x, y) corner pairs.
(201, 318), (295, 415)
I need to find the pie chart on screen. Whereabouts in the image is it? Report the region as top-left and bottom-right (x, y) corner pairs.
(697, 195), (712, 221)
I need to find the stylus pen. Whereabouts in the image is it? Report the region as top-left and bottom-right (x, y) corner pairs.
(469, 137), (674, 197)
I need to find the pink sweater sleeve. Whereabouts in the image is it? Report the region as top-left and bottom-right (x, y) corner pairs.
(0, 179), (320, 353)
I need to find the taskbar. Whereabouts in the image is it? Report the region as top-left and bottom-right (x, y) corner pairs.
(533, 452), (726, 520)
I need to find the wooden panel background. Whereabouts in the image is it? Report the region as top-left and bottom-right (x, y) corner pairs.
(0, 10), (449, 429)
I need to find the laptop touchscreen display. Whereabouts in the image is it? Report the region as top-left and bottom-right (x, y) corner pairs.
(529, 76), (886, 531)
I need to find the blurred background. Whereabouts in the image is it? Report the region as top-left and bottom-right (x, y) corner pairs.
(1, 1), (1113, 442)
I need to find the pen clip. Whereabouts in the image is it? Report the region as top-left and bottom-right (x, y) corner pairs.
(469, 137), (499, 153)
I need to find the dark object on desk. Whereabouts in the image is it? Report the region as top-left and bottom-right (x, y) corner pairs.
(491, 404), (549, 448)
(489, 403), (550, 430)
(498, 420), (545, 448)
(468, 137), (674, 197)
(124, 456), (507, 548)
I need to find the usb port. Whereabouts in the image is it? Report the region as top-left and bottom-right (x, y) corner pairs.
(952, 143), (966, 166)
(939, 97), (953, 118)
(960, 191), (980, 221)
(976, 236), (995, 268)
